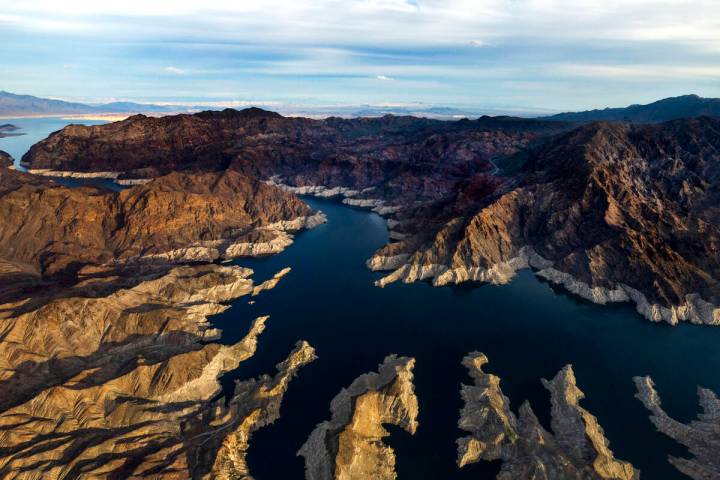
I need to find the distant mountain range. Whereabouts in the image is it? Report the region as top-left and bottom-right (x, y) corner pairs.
(0, 91), (194, 117)
(541, 94), (720, 123)
(2, 90), (720, 122)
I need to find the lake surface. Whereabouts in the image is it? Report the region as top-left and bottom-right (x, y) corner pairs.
(6, 118), (720, 479)
(219, 197), (720, 480)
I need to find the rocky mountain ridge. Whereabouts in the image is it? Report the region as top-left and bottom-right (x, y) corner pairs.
(370, 117), (720, 324)
(0, 165), (324, 284)
(543, 94), (720, 123)
(21, 108), (720, 324)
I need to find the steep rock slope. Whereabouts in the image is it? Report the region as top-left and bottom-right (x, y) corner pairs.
(0, 263), (316, 479)
(457, 352), (638, 479)
(298, 355), (419, 480)
(372, 118), (720, 324)
(634, 377), (720, 479)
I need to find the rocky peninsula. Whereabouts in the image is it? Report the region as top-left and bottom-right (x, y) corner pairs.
(457, 352), (638, 479)
(298, 356), (419, 480)
(0, 262), (316, 479)
(634, 376), (720, 480)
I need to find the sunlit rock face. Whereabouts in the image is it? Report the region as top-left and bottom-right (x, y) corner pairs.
(457, 352), (638, 480)
(0, 263), (316, 479)
(0, 167), (321, 281)
(298, 355), (419, 480)
(634, 376), (720, 480)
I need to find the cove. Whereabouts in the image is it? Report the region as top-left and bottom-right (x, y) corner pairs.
(217, 196), (720, 480)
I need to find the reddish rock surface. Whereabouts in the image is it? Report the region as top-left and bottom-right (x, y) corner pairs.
(0, 168), (314, 280)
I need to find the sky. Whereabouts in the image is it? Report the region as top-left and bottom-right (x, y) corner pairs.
(1, 0), (719, 112)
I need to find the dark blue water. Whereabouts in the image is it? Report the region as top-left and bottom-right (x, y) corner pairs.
(216, 197), (720, 480)
(6, 118), (718, 478)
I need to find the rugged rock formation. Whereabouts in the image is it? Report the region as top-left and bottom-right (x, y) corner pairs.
(458, 352), (638, 479)
(372, 118), (720, 325)
(634, 376), (720, 479)
(22, 108), (565, 208)
(21, 108), (720, 325)
(0, 168), (323, 281)
(0, 263), (316, 479)
(298, 355), (419, 480)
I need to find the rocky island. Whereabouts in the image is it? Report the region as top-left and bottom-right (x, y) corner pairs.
(0, 124), (22, 138)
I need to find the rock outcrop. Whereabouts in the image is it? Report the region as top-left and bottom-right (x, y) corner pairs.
(634, 376), (720, 479)
(298, 355), (419, 480)
(372, 118), (720, 325)
(0, 263), (316, 479)
(458, 352), (638, 479)
(0, 168), (323, 281)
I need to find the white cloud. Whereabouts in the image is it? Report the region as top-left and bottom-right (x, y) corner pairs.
(163, 66), (186, 75)
(3, 0), (720, 110)
(3, 1), (719, 51)
(558, 64), (720, 80)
